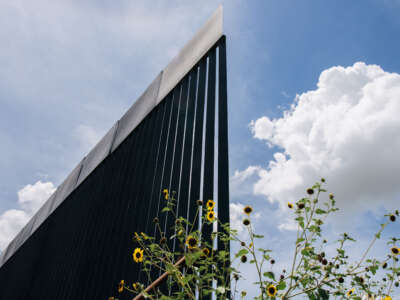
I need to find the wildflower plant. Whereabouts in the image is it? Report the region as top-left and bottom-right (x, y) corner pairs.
(110, 180), (399, 299)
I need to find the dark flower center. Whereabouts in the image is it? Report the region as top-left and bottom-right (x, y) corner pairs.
(393, 248), (399, 254)
(136, 252), (141, 258)
(268, 287), (275, 294)
(189, 238), (197, 247)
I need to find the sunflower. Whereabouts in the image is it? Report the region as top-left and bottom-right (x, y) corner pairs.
(346, 288), (355, 297)
(206, 199), (215, 210)
(243, 219), (250, 226)
(391, 247), (400, 255)
(202, 247), (210, 257)
(207, 210), (215, 222)
(133, 248), (144, 263)
(132, 282), (139, 291)
(384, 296), (392, 300)
(243, 205), (253, 215)
(186, 235), (198, 249)
(266, 284), (277, 297)
(118, 280), (124, 293)
(297, 202), (305, 209)
(288, 202), (294, 209)
(163, 189), (169, 200)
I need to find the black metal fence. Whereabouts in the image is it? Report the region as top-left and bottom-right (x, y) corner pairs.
(0, 36), (229, 300)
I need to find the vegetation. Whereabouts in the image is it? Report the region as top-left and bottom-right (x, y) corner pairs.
(109, 179), (399, 299)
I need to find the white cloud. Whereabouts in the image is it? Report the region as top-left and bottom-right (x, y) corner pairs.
(230, 166), (262, 198)
(0, 210), (30, 251)
(17, 181), (56, 213)
(0, 181), (55, 250)
(249, 62), (400, 226)
(230, 203), (246, 234)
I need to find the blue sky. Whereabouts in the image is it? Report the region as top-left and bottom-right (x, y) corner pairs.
(1, 1), (400, 298)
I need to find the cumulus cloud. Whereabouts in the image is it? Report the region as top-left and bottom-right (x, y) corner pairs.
(0, 181), (55, 250)
(230, 203), (246, 234)
(230, 166), (262, 198)
(248, 62), (400, 226)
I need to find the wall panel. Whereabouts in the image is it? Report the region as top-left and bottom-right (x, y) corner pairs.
(0, 34), (228, 300)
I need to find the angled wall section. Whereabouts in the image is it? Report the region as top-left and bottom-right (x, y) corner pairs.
(0, 6), (229, 300)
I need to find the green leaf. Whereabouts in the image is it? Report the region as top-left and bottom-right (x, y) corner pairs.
(263, 271), (275, 280)
(317, 288), (329, 300)
(370, 265), (378, 275)
(277, 281), (286, 290)
(315, 209), (327, 214)
(253, 234), (264, 238)
(235, 249), (248, 258)
(263, 254), (271, 261)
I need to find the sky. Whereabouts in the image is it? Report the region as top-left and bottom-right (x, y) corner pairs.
(1, 0), (400, 298)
